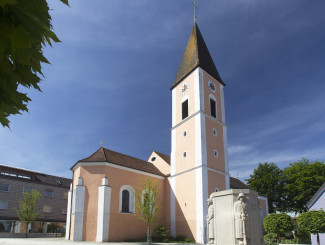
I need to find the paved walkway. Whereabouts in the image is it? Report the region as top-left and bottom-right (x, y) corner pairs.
(0, 238), (196, 245)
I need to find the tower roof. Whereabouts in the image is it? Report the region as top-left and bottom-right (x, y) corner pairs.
(171, 23), (225, 90)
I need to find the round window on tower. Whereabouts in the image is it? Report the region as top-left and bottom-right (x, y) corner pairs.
(183, 152), (187, 158)
(212, 128), (217, 136)
(183, 131), (187, 137)
(214, 150), (218, 158)
(151, 157), (156, 162)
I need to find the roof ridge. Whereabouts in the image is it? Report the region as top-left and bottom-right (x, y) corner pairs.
(104, 147), (148, 163)
(79, 147), (103, 162)
(102, 147), (109, 162)
(153, 150), (169, 157)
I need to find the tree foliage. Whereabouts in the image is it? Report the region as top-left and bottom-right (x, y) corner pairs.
(246, 162), (285, 213)
(283, 158), (325, 213)
(264, 213), (294, 243)
(14, 189), (42, 237)
(297, 210), (325, 245)
(135, 178), (160, 245)
(0, 0), (69, 128)
(247, 159), (325, 213)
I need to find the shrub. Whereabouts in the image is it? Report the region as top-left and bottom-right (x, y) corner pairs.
(184, 237), (195, 243)
(264, 213), (294, 243)
(175, 235), (185, 241)
(154, 225), (169, 241)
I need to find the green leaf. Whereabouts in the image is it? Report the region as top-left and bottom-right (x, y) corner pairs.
(0, 0), (69, 127)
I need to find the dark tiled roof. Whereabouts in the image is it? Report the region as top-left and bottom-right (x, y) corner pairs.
(153, 151), (171, 165)
(0, 164), (71, 188)
(230, 177), (248, 189)
(171, 23), (225, 90)
(73, 147), (166, 177)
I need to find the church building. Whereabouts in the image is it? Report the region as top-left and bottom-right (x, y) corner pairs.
(65, 23), (268, 243)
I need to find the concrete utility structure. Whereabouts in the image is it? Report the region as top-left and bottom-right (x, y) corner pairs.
(66, 23), (269, 243)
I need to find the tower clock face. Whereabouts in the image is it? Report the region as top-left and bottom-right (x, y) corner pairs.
(208, 80), (216, 93)
(180, 82), (189, 95)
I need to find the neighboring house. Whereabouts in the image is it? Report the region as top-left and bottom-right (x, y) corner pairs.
(66, 22), (268, 243)
(0, 164), (71, 235)
(306, 182), (325, 245)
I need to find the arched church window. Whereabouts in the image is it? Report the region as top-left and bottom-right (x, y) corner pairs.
(122, 190), (130, 213)
(119, 185), (135, 214)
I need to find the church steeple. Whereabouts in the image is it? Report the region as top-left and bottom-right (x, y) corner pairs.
(170, 22), (229, 243)
(171, 23), (225, 90)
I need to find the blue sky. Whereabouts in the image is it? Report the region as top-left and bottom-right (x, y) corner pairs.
(1, 0), (325, 182)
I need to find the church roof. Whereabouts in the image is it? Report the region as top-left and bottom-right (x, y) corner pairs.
(171, 23), (225, 90)
(72, 147), (166, 177)
(229, 177), (248, 189)
(153, 151), (171, 165)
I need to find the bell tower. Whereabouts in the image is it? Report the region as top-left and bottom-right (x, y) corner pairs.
(170, 23), (230, 243)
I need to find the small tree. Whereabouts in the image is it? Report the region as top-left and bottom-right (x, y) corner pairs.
(135, 178), (160, 245)
(14, 189), (42, 237)
(264, 213), (294, 243)
(297, 210), (325, 245)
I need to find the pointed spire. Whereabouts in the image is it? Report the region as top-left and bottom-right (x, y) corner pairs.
(171, 23), (225, 90)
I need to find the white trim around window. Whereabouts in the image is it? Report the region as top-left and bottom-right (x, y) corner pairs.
(119, 185), (135, 214)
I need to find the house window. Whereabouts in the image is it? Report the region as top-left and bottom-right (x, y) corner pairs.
(63, 191), (68, 199)
(43, 205), (52, 213)
(56, 180), (62, 185)
(260, 207), (264, 221)
(45, 190), (53, 198)
(0, 201), (8, 209)
(23, 187), (33, 193)
(182, 100), (189, 120)
(210, 98), (216, 118)
(0, 183), (9, 192)
(63, 192), (68, 199)
(119, 185), (135, 214)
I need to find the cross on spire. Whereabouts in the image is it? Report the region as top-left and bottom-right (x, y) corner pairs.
(192, 1), (198, 23)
